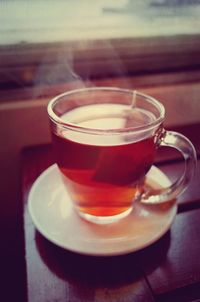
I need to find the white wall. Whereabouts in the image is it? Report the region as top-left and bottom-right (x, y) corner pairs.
(0, 98), (50, 241)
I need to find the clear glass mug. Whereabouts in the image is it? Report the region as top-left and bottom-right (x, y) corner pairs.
(47, 87), (197, 224)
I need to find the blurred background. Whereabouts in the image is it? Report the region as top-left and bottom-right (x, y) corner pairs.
(0, 0), (200, 300)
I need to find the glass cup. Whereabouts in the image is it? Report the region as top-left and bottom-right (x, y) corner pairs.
(47, 87), (197, 224)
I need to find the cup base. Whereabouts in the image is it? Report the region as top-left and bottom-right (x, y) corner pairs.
(78, 206), (133, 224)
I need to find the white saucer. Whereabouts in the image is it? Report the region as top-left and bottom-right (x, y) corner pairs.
(28, 164), (177, 256)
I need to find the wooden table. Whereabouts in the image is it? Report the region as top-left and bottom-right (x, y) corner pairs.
(22, 123), (200, 302)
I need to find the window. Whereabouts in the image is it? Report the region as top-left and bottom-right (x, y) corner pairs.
(1, 0), (200, 101)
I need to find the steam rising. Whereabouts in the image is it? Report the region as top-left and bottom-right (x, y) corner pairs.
(33, 38), (131, 99)
(33, 46), (85, 98)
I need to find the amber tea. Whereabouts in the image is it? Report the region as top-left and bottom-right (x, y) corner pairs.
(52, 104), (156, 218)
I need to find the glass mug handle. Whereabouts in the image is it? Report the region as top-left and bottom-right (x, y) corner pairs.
(141, 130), (197, 204)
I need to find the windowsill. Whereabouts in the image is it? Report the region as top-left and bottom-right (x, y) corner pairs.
(1, 34), (200, 93)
